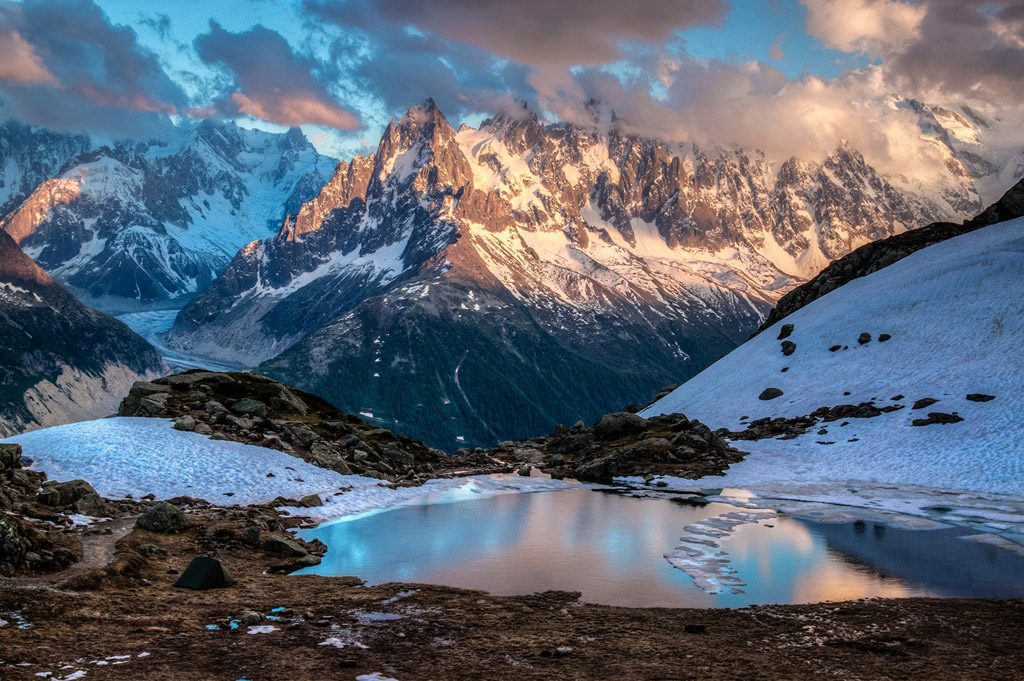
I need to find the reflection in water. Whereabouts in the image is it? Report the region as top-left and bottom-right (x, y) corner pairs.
(295, 489), (1024, 608)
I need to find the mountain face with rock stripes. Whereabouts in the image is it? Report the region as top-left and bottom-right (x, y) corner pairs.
(160, 98), (1012, 450)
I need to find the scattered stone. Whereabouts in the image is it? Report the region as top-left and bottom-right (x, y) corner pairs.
(172, 415), (196, 432)
(911, 412), (964, 427)
(37, 479), (98, 507)
(240, 526), (261, 547)
(517, 464), (531, 477)
(966, 393), (995, 402)
(298, 494), (323, 508)
(194, 422), (213, 436)
(241, 611), (263, 626)
(858, 333), (872, 345)
(685, 624), (706, 634)
(136, 501), (190, 533)
(878, 333), (891, 342)
(758, 388), (783, 401)
(777, 324), (794, 340)
(829, 345), (841, 352)
(263, 535), (308, 557)
(912, 398), (939, 410)
(231, 398), (269, 418)
(71, 493), (107, 517)
(780, 340), (796, 356)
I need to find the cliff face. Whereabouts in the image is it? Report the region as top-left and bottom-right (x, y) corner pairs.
(0, 229), (164, 436)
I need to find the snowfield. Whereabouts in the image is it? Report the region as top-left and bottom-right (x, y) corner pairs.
(643, 217), (1024, 497)
(2, 417), (571, 513)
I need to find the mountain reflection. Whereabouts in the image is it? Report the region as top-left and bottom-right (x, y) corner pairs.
(296, 488), (1023, 608)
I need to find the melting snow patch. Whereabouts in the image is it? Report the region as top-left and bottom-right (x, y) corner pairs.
(356, 674), (399, 681)
(664, 510), (777, 593)
(247, 625), (278, 634)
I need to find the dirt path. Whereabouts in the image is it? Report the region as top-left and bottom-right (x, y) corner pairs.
(15, 516), (137, 589)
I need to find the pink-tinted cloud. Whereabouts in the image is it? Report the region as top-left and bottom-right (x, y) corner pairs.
(0, 26), (59, 87)
(195, 22), (359, 129)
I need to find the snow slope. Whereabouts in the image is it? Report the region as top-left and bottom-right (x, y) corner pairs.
(2, 417), (571, 511)
(643, 217), (1024, 496)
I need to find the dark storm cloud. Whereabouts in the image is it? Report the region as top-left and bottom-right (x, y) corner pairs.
(193, 21), (360, 129)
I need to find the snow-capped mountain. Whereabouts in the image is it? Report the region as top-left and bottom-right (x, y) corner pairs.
(0, 120), (91, 217)
(163, 99), (1015, 451)
(0, 228), (164, 437)
(0, 121), (335, 312)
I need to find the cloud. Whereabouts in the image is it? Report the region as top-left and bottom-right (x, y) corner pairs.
(0, 25), (60, 87)
(309, 0), (727, 66)
(801, 0), (926, 55)
(769, 33), (786, 61)
(803, 0), (1024, 105)
(0, 0), (189, 135)
(194, 21), (359, 129)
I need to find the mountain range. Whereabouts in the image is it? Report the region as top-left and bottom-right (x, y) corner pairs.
(1, 98), (1020, 449)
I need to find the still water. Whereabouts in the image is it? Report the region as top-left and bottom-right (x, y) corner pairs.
(295, 487), (1024, 608)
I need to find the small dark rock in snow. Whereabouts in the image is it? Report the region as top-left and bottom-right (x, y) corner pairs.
(858, 333), (872, 345)
(878, 333), (891, 342)
(912, 412), (964, 426)
(781, 340), (796, 356)
(829, 345), (841, 352)
(891, 394), (904, 401)
(758, 388), (784, 401)
(777, 324), (794, 340)
(781, 367), (789, 372)
(912, 397), (939, 410)
(966, 393), (995, 402)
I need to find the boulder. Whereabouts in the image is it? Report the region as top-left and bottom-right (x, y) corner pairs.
(71, 493), (108, 517)
(912, 397), (939, 410)
(240, 526), (261, 547)
(298, 494), (323, 508)
(194, 422), (213, 436)
(37, 479), (98, 507)
(118, 381), (173, 416)
(966, 393), (995, 402)
(0, 514), (31, 577)
(780, 340), (796, 356)
(858, 333), (872, 345)
(263, 535), (308, 557)
(136, 501), (190, 533)
(231, 398), (269, 418)
(758, 388), (784, 401)
(269, 387), (309, 415)
(0, 443), (21, 470)
(517, 464), (531, 477)
(777, 324), (794, 340)
(162, 372), (234, 389)
(172, 415), (197, 432)
(911, 412), (964, 426)
(592, 412), (647, 440)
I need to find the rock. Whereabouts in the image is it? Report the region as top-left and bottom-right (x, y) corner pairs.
(858, 332), (872, 345)
(269, 387), (309, 415)
(241, 611), (263, 626)
(240, 526), (261, 547)
(777, 324), (794, 340)
(570, 420), (586, 432)
(204, 401), (229, 421)
(210, 433), (229, 441)
(118, 381), (173, 416)
(780, 340), (796, 356)
(194, 422), (213, 436)
(517, 464), (531, 477)
(263, 534), (308, 557)
(137, 393), (170, 416)
(966, 393), (995, 402)
(231, 398), (268, 418)
(878, 333), (891, 342)
(0, 514), (30, 576)
(299, 494), (323, 508)
(160, 371), (234, 389)
(758, 388), (784, 401)
(225, 415), (255, 431)
(71, 493), (107, 517)
(553, 423), (568, 436)
(829, 345), (841, 352)
(685, 624), (707, 634)
(592, 412), (647, 440)
(555, 646), (574, 657)
(912, 397), (939, 410)
(172, 415), (196, 432)
(550, 454), (564, 467)
(0, 443), (21, 470)
(136, 501), (190, 533)
(38, 479), (98, 507)
(911, 412), (964, 426)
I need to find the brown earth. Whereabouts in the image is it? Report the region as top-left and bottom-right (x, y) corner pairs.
(2, 504), (1023, 681)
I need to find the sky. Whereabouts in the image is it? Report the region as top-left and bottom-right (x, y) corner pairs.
(0, 0), (1022, 172)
